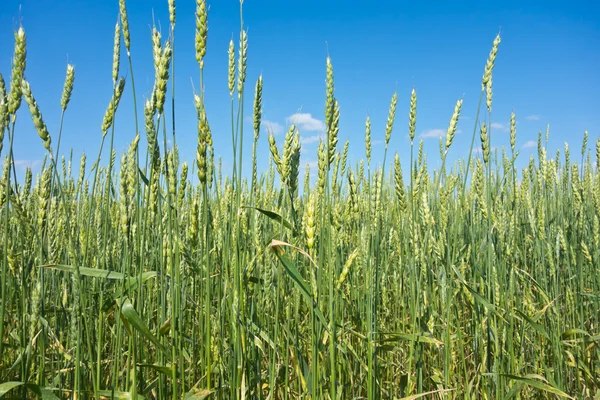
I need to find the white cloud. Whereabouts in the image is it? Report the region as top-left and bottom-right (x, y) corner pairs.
(261, 120), (284, 135)
(304, 160), (319, 169)
(420, 128), (445, 139)
(286, 113), (326, 132)
(301, 134), (325, 145)
(372, 140), (384, 146)
(474, 146), (496, 154)
(303, 159), (319, 176)
(522, 140), (537, 149)
(490, 122), (509, 132)
(419, 128), (462, 139)
(13, 160), (42, 170)
(525, 115), (541, 121)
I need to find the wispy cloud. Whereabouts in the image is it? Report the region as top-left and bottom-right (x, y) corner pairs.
(525, 115), (541, 121)
(372, 140), (384, 146)
(474, 146), (497, 154)
(420, 128), (445, 139)
(13, 159), (42, 170)
(303, 159), (319, 176)
(286, 113), (326, 132)
(419, 128), (462, 139)
(490, 122), (509, 132)
(301, 134), (325, 145)
(304, 160), (319, 169)
(261, 120), (284, 135)
(522, 140), (537, 149)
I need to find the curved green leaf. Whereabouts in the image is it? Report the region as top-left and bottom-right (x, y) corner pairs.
(40, 264), (124, 280)
(269, 244), (328, 330)
(501, 374), (574, 399)
(243, 206), (298, 236)
(137, 363), (178, 379)
(121, 299), (168, 356)
(514, 309), (550, 340)
(40, 388), (61, 400)
(104, 271), (158, 311)
(380, 333), (443, 346)
(97, 390), (145, 399)
(396, 388), (455, 400)
(561, 328), (590, 340)
(451, 265), (506, 322)
(138, 167), (150, 186)
(0, 381), (42, 398)
(184, 389), (214, 399)
(0, 382), (28, 397)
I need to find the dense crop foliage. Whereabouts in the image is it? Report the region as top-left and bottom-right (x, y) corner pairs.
(0, 1), (599, 399)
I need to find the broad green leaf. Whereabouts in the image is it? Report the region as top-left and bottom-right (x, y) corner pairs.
(97, 390), (145, 399)
(40, 388), (61, 399)
(513, 268), (551, 313)
(579, 292), (600, 299)
(40, 264), (124, 280)
(396, 388), (455, 400)
(138, 167), (150, 186)
(121, 299), (168, 356)
(514, 309), (550, 340)
(0, 382), (27, 397)
(103, 271), (158, 311)
(0, 382), (42, 398)
(269, 239), (319, 270)
(244, 206), (299, 236)
(269, 245), (328, 330)
(451, 265), (506, 322)
(380, 333), (443, 346)
(503, 383), (524, 400)
(464, 283), (497, 315)
(137, 363), (177, 378)
(184, 389), (214, 399)
(126, 271), (158, 287)
(248, 319), (275, 350)
(501, 374), (574, 399)
(159, 317), (171, 336)
(561, 328), (590, 340)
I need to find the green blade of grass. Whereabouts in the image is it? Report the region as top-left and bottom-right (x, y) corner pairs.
(269, 243), (328, 330)
(96, 390), (146, 399)
(184, 389), (214, 399)
(121, 298), (168, 356)
(104, 271), (158, 311)
(39, 264), (124, 280)
(514, 309), (550, 340)
(137, 364), (178, 379)
(244, 206), (299, 236)
(379, 333), (444, 346)
(500, 374), (574, 399)
(396, 388), (455, 400)
(0, 381), (59, 398)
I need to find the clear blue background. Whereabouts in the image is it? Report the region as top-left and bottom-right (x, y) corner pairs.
(1, 0), (598, 181)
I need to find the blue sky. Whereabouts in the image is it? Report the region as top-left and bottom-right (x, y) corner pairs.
(1, 0), (599, 182)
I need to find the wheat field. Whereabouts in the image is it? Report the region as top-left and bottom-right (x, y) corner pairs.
(0, 1), (599, 399)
